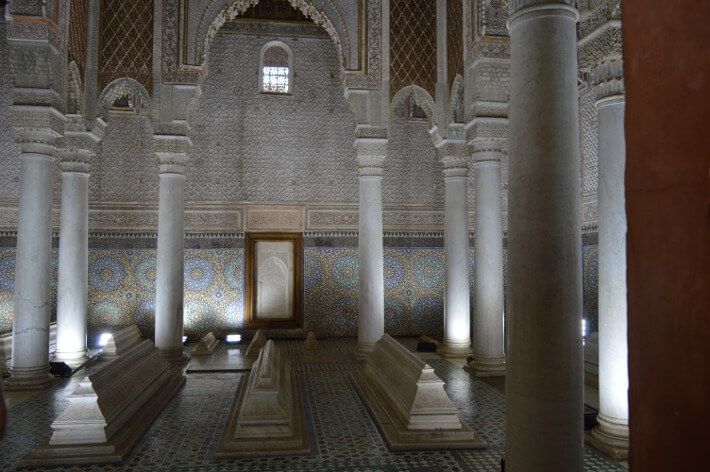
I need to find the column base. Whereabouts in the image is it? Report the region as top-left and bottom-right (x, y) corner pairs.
(586, 414), (629, 460)
(354, 343), (375, 360)
(158, 346), (190, 365)
(439, 342), (472, 359)
(5, 365), (52, 390)
(466, 356), (506, 377)
(53, 349), (88, 368)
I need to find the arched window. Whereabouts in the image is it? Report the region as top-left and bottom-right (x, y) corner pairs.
(259, 41), (293, 94)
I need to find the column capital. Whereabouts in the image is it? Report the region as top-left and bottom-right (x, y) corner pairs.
(592, 57), (625, 105)
(471, 139), (504, 165)
(436, 140), (469, 178)
(11, 105), (65, 158)
(58, 149), (92, 174)
(60, 117), (103, 173)
(354, 137), (387, 177)
(508, 1), (579, 25)
(154, 134), (192, 175)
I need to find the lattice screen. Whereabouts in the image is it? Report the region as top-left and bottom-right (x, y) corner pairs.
(68, 0), (88, 79)
(99, 0), (154, 94)
(447, 0), (464, 90)
(390, 0), (437, 100)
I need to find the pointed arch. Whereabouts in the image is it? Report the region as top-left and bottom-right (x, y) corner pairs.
(390, 85), (438, 130)
(97, 77), (152, 121)
(202, 0), (346, 79)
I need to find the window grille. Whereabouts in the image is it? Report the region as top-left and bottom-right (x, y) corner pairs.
(261, 44), (291, 94)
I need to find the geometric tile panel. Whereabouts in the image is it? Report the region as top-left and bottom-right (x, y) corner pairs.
(304, 248), (448, 338)
(85, 249), (243, 343)
(0, 246), (601, 345)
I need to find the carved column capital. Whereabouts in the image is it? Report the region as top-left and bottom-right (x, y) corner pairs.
(508, 1), (579, 25)
(471, 139), (505, 166)
(509, 0), (576, 13)
(436, 140), (469, 179)
(12, 106), (65, 158)
(58, 148), (92, 173)
(154, 134), (192, 175)
(592, 57), (625, 105)
(354, 137), (387, 178)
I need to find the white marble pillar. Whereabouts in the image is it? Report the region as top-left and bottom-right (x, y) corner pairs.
(354, 137), (386, 358)
(506, 2), (584, 471)
(6, 125), (61, 390)
(589, 58), (629, 459)
(154, 135), (191, 364)
(469, 141), (505, 375)
(54, 149), (91, 364)
(437, 142), (472, 358)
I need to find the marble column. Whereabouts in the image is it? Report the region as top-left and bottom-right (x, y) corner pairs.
(588, 58), (629, 459)
(6, 123), (62, 390)
(354, 137), (386, 358)
(506, 2), (583, 471)
(54, 148), (91, 364)
(469, 140), (505, 375)
(154, 135), (191, 364)
(437, 142), (472, 358)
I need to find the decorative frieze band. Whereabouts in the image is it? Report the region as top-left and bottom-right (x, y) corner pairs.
(245, 206), (304, 232)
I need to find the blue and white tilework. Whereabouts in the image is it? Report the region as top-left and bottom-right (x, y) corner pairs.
(0, 245), (600, 343)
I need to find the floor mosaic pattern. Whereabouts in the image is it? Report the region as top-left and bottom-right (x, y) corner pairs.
(1, 338), (625, 472)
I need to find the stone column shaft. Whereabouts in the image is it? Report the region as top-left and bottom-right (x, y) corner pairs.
(154, 135), (191, 364)
(438, 144), (472, 358)
(506, 2), (584, 471)
(55, 164), (89, 363)
(355, 138), (386, 358)
(589, 58), (629, 458)
(470, 142), (505, 375)
(7, 125), (61, 390)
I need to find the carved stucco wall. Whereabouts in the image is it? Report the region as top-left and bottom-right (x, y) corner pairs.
(90, 114), (159, 203)
(475, 0), (509, 38)
(187, 30), (359, 204)
(580, 86), (599, 198)
(384, 103), (441, 206)
(0, 17), (21, 204)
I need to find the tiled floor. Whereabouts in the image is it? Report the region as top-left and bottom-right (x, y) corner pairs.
(1, 338), (625, 472)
